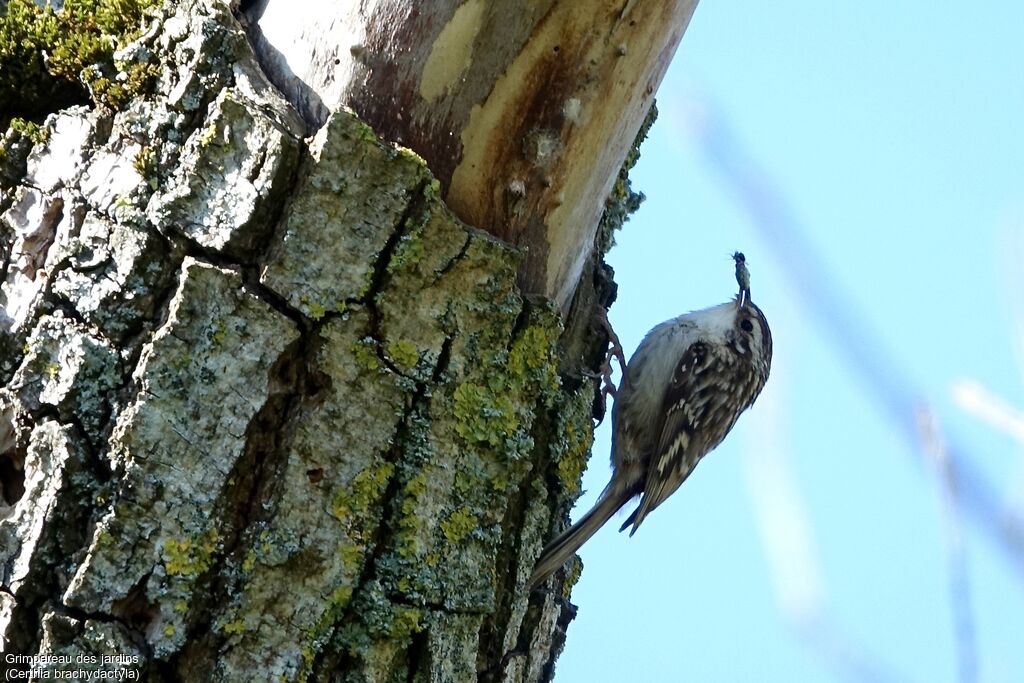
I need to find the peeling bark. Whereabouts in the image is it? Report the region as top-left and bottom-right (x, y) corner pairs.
(241, 0), (697, 308)
(1, 0), (682, 680)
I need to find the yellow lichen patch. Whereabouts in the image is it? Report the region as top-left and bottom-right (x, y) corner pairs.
(350, 337), (382, 372)
(419, 0), (486, 102)
(221, 619), (246, 635)
(241, 549), (257, 573)
(162, 530), (219, 577)
(562, 556), (584, 599)
(452, 382), (518, 447)
(396, 471), (429, 559)
(387, 339), (419, 372)
(331, 462), (395, 522)
(440, 506), (478, 543)
(554, 388), (595, 496)
(329, 584), (354, 609)
(338, 542), (364, 573)
(390, 606), (423, 639)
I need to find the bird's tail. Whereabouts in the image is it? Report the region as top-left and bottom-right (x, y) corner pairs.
(528, 490), (629, 589)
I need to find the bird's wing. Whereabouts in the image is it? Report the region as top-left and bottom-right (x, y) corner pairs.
(621, 339), (724, 534)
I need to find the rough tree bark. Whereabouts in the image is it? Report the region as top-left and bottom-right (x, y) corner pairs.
(0, 1), (696, 680)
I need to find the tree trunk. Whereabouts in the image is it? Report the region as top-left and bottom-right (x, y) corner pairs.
(0, 1), (695, 680)
(241, 0), (695, 309)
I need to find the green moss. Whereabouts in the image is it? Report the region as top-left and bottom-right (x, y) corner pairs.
(0, 0), (159, 127)
(8, 117), (48, 145)
(439, 506), (478, 543)
(133, 144), (157, 188)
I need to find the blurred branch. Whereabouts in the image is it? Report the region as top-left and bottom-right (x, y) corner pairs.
(916, 406), (978, 683)
(952, 379), (1024, 445)
(681, 95), (1024, 580)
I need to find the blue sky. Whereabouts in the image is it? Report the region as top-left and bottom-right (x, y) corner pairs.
(555, 3), (1024, 682)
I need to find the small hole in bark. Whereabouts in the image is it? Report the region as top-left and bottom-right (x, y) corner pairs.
(111, 574), (159, 632)
(0, 411), (25, 505)
(306, 468), (324, 484)
(273, 357), (297, 385)
(305, 370), (332, 402)
(0, 453), (25, 505)
(552, 45), (560, 53)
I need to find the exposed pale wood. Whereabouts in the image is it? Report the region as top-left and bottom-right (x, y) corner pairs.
(243, 0), (698, 307)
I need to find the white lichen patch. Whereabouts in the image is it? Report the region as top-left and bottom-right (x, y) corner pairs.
(10, 314), (121, 441)
(25, 108), (96, 193)
(62, 259), (299, 655)
(0, 422), (87, 593)
(0, 187), (64, 334)
(562, 96), (583, 124)
(78, 143), (145, 216)
(148, 89), (301, 258)
(260, 110), (430, 319)
(50, 213), (172, 341)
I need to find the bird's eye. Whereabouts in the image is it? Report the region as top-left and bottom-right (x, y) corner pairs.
(740, 319), (754, 332)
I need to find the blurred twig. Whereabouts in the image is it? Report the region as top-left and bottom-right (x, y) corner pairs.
(916, 406), (978, 683)
(952, 379), (1024, 445)
(683, 95), (1024, 579)
(676, 94), (1024, 683)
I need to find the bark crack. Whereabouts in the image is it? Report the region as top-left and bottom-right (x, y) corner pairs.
(361, 179), (432, 377)
(308, 318), (453, 679)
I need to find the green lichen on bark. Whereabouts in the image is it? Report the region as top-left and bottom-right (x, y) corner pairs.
(552, 386), (596, 497)
(595, 101), (657, 255)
